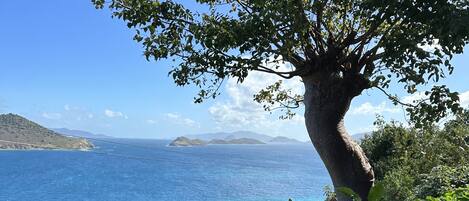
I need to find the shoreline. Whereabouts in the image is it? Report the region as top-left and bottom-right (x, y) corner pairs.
(0, 147), (93, 152)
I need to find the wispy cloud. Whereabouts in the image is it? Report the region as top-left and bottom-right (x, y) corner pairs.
(165, 113), (198, 127)
(399, 90), (469, 108)
(146, 119), (157, 124)
(165, 113), (179, 119)
(42, 112), (62, 120)
(350, 102), (400, 115)
(104, 109), (128, 119)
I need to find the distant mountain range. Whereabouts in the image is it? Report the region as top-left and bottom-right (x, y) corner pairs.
(168, 131), (304, 146)
(51, 128), (112, 139)
(269, 136), (302, 144)
(0, 113), (93, 150)
(185, 131), (302, 144)
(169, 136), (266, 147)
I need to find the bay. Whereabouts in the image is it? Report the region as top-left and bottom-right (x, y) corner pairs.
(0, 139), (331, 201)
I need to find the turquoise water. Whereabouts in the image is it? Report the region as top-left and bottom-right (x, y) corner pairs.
(0, 139), (331, 201)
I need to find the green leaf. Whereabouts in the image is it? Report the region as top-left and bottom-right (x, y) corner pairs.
(337, 187), (362, 201)
(368, 183), (385, 201)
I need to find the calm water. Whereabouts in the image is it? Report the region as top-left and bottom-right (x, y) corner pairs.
(0, 139), (331, 201)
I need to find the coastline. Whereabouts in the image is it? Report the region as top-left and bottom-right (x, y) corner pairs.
(0, 147), (93, 152)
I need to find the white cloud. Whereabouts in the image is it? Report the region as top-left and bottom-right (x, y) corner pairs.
(165, 113), (198, 127)
(208, 58), (304, 132)
(88, 114), (94, 119)
(42, 112), (62, 120)
(63, 104), (82, 111)
(402, 92), (427, 105)
(460, 91), (469, 108)
(356, 125), (378, 133)
(183, 118), (196, 125)
(146, 119), (157, 124)
(165, 113), (179, 119)
(400, 90), (469, 108)
(104, 109), (128, 119)
(350, 102), (400, 115)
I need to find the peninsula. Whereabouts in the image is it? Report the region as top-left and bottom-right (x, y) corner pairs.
(0, 113), (93, 150)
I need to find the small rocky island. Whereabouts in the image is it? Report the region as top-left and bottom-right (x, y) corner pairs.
(0, 113), (93, 150)
(169, 137), (207, 147)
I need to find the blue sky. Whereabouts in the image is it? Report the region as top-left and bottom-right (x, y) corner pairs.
(0, 1), (468, 140)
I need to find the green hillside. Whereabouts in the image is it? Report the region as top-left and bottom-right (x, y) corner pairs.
(0, 113), (93, 150)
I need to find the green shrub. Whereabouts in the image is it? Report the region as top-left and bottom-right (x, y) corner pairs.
(417, 166), (469, 198)
(359, 110), (469, 200)
(425, 186), (469, 201)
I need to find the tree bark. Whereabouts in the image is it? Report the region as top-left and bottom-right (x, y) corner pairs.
(302, 74), (375, 201)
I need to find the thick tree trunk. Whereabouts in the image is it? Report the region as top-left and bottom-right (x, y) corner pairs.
(302, 74), (374, 201)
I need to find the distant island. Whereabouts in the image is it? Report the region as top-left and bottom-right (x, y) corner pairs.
(169, 137), (207, 147)
(0, 113), (93, 150)
(268, 136), (302, 144)
(169, 136), (265, 147)
(209, 138), (265, 145)
(51, 128), (113, 139)
(169, 131), (302, 147)
(185, 131), (274, 142)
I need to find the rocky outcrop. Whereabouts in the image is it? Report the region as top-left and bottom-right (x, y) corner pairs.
(169, 137), (207, 147)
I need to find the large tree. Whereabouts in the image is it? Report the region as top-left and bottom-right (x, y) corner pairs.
(93, 0), (469, 200)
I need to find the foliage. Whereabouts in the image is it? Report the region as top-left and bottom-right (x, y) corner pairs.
(360, 110), (469, 200)
(93, 0), (469, 125)
(323, 183), (385, 201)
(417, 166), (469, 198)
(325, 183), (469, 201)
(93, 0), (469, 198)
(425, 186), (469, 201)
(323, 185), (337, 201)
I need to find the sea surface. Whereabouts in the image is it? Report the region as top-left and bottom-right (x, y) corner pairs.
(0, 139), (331, 201)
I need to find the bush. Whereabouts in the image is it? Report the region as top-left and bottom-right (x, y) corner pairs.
(417, 165), (469, 198)
(425, 186), (469, 201)
(359, 110), (469, 200)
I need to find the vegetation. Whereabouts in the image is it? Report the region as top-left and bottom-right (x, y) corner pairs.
(359, 110), (469, 200)
(169, 136), (207, 146)
(324, 186), (469, 201)
(425, 187), (469, 201)
(0, 113), (93, 150)
(93, 0), (469, 198)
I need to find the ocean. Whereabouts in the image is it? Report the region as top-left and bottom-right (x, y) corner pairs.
(0, 139), (331, 201)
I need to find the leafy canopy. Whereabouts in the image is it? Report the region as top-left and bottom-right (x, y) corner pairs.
(93, 0), (469, 125)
